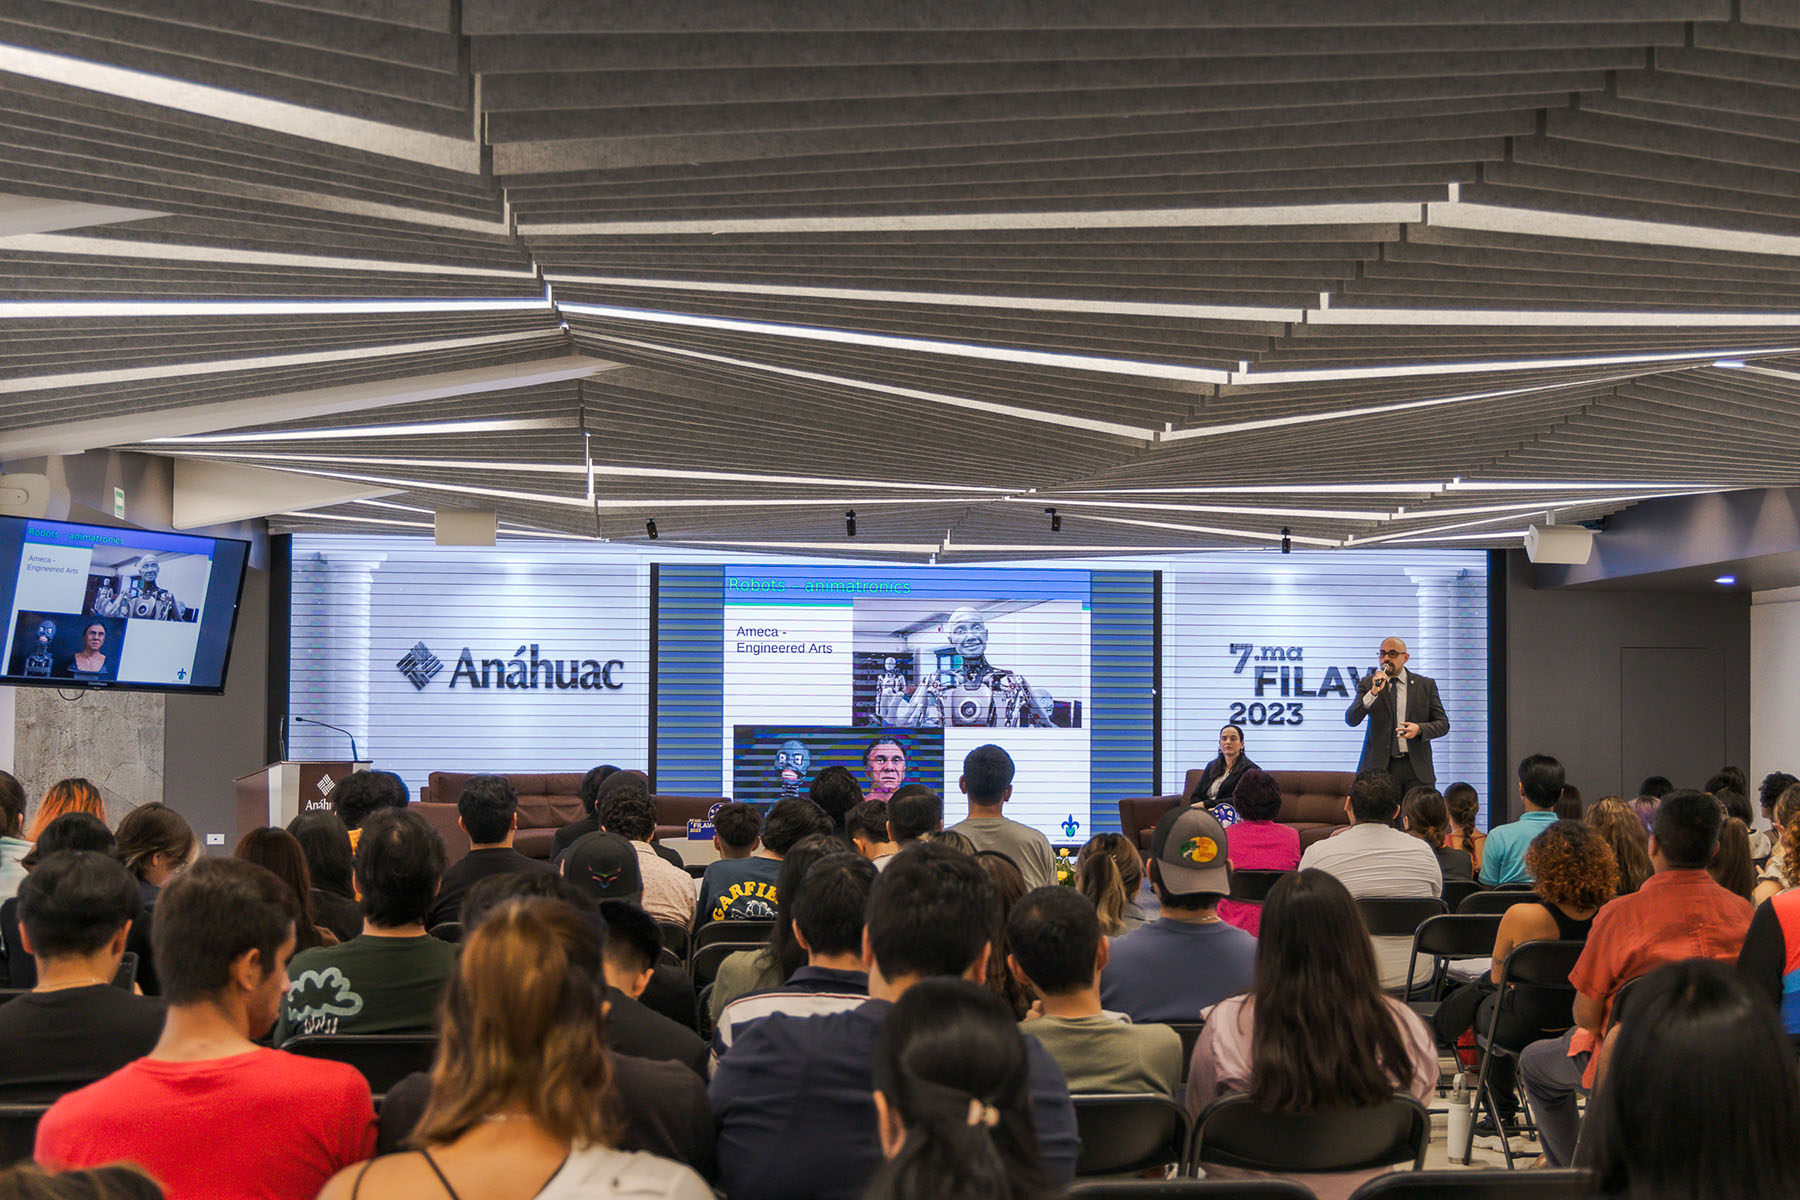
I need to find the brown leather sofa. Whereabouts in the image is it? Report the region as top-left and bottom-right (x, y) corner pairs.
(416, 771), (726, 865)
(1117, 768), (1355, 852)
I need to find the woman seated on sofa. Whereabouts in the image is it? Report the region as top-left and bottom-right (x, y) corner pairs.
(1187, 724), (1259, 808)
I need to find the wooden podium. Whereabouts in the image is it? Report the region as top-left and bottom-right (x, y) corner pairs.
(233, 761), (371, 842)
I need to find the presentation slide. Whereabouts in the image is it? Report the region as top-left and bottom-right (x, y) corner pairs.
(0, 517), (248, 692)
(722, 566), (1092, 841)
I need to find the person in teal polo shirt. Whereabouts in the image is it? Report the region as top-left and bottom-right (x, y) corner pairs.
(1481, 754), (1565, 886)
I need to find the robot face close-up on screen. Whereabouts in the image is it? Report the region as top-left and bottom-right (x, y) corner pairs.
(943, 607), (989, 661)
(773, 739), (811, 800)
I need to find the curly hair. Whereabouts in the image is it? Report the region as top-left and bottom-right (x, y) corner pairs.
(1775, 783), (1800, 890)
(1525, 820), (1617, 912)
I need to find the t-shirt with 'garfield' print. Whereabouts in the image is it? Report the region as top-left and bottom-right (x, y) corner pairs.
(696, 856), (782, 926)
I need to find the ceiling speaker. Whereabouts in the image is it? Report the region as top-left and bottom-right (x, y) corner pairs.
(0, 474), (51, 518)
(1525, 524), (1594, 565)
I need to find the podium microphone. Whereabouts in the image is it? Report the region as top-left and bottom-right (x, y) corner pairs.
(292, 716), (360, 764)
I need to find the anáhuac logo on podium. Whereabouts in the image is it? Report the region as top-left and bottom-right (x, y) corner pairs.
(395, 640), (625, 692)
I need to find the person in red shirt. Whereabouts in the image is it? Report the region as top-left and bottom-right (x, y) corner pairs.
(1518, 789), (1753, 1166)
(35, 857), (377, 1200)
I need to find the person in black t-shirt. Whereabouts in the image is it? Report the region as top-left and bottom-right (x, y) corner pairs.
(426, 776), (552, 928)
(0, 852), (165, 1101)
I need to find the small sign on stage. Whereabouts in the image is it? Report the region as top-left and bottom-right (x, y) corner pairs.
(686, 818), (715, 840)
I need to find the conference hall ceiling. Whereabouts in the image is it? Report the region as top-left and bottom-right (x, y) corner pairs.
(5, 1), (1800, 559)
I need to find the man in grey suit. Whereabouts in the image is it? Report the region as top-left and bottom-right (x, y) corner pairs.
(1345, 636), (1449, 794)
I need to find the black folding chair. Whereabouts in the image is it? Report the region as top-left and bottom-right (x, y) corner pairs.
(1403, 913), (1503, 1020)
(0, 990), (27, 1006)
(427, 922), (463, 943)
(1356, 897), (1448, 996)
(690, 918), (773, 965)
(1166, 1021), (1206, 1080)
(284, 1033), (439, 1099)
(1187, 1093), (1430, 1176)
(1068, 1179), (1314, 1199)
(690, 941), (764, 990)
(0, 1102), (50, 1167)
(1072, 1093), (1189, 1177)
(1463, 939), (1584, 1168)
(684, 863), (708, 880)
(1227, 869), (1289, 904)
(657, 920), (691, 963)
(1348, 1168), (1594, 1199)
(1457, 890), (1539, 916)
(1442, 879), (1485, 913)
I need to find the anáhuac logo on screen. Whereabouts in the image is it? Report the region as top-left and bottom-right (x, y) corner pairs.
(396, 640), (625, 692)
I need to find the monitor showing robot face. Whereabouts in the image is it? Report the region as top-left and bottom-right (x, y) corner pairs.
(722, 566), (1092, 841)
(0, 516), (250, 694)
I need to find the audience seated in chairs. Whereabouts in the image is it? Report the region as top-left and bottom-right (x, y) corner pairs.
(1479, 756), (1564, 887)
(1442, 782), (1486, 877)
(35, 857), (376, 1198)
(695, 801), (779, 925)
(1583, 797), (1653, 897)
(1074, 833), (1148, 939)
(287, 812), (363, 943)
(809, 765), (864, 839)
(597, 782), (695, 927)
(864, 977), (1055, 1200)
(111, 804), (194, 919)
(710, 841), (1078, 1200)
(1100, 807), (1256, 1023)
(596, 900), (705, 1052)
(317, 897), (711, 1200)
(1186, 869), (1437, 1200)
(1400, 788), (1473, 884)
(0, 853), (163, 1101)
(1752, 781), (1800, 906)
(1518, 789), (1754, 1167)
(468, 871), (708, 1081)
(274, 809), (452, 1043)
(1006, 886), (1181, 1097)
(885, 785), (944, 847)
(1583, 958), (1800, 1200)
(425, 775), (553, 929)
(549, 763), (622, 859)
(975, 852), (1033, 1020)
(846, 801), (900, 868)
(706, 832), (844, 1024)
(1431, 819), (1614, 1130)
(2, 814), (153, 994)
(377, 874), (716, 1177)
(1710, 816), (1757, 903)
(1216, 769), (1302, 935)
(0, 772), (26, 905)
(327, 770), (407, 853)
(1298, 770), (1442, 990)
(948, 746), (1057, 890)
(234, 827), (339, 952)
(714, 852), (874, 1061)
(558, 831), (708, 1051)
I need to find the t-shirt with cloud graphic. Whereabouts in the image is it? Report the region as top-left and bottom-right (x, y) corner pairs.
(273, 934), (456, 1045)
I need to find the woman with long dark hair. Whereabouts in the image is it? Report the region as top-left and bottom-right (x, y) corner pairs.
(864, 977), (1052, 1200)
(288, 810), (363, 942)
(1583, 958), (1800, 1200)
(1186, 870), (1436, 1199)
(113, 803), (195, 910)
(318, 898), (710, 1200)
(235, 826), (338, 951)
(1186, 724), (1258, 808)
(973, 851), (1031, 1020)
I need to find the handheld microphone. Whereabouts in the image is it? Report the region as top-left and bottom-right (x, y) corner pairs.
(292, 716), (361, 764)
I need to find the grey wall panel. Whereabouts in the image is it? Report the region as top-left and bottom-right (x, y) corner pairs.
(1503, 551), (1749, 819)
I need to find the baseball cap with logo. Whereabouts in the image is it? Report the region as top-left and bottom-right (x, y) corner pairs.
(559, 831), (644, 905)
(1149, 805), (1232, 895)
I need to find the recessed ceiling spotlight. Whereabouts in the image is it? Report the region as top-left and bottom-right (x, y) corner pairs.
(1715, 574), (1738, 585)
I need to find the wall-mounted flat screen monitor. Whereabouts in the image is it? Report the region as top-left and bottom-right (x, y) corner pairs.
(0, 516), (250, 694)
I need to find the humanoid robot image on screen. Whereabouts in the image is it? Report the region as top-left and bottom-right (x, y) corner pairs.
(891, 606), (1055, 728)
(90, 553), (193, 622)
